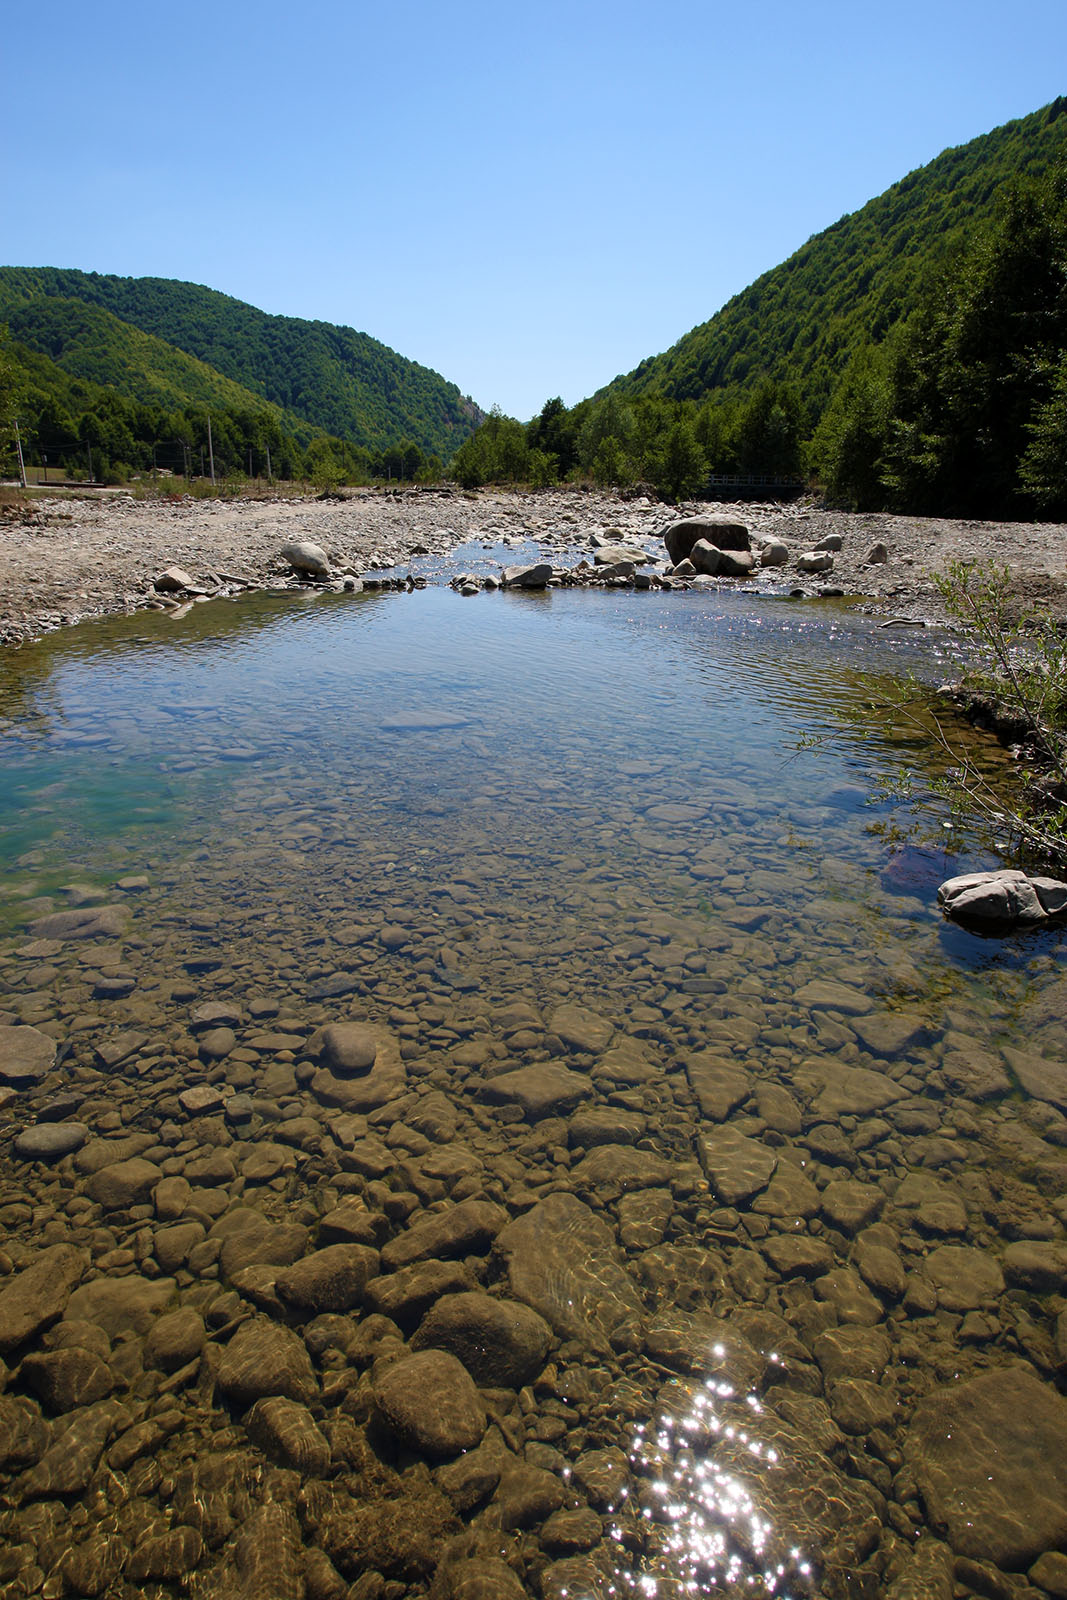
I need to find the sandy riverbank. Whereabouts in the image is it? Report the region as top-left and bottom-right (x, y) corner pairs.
(2, 486), (1065, 645)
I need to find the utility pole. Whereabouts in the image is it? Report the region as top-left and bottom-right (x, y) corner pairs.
(13, 420), (26, 488)
(265, 444), (272, 484)
(207, 415), (216, 486)
(87, 443), (93, 483)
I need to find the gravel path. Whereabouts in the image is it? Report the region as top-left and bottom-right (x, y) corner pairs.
(2, 486), (1065, 645)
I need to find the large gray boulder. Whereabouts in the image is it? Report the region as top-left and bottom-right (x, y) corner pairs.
(796, 550), (834, 574)
(502, 562), (552, 589)
(663, 516), (750, 565)
(938, 869), (1064, 928)
(280, 540), (330, 578)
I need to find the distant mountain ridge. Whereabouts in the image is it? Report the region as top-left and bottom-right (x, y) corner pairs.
(599, 98), (1067, 413)
(0, 267), (480, 459)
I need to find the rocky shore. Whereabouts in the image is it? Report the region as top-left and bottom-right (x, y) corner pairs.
(2, 486), (1067, 1598)
(2, 486), (1066, 645)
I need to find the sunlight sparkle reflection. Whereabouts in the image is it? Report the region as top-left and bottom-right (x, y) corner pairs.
(601, 1349), (816, 1599)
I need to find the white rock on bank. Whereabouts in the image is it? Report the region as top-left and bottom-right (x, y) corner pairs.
(280, 541), (330, 578)
(937, 869), (1067, 928)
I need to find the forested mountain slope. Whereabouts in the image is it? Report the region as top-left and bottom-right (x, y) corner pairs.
(603, 98), (1067, 414)
(0, 288), (307, 435)
(0, 268), (480, 459)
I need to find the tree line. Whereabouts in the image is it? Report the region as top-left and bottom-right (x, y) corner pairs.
(451, 162), (1067, 519)
(1, 332), (443, 488)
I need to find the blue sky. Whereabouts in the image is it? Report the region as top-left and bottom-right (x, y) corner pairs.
(3, 0), (1065, 420)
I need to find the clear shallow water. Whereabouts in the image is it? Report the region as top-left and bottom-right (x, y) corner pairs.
(1, 581), (1066, 1598)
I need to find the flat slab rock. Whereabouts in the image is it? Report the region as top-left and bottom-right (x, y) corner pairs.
(906, 1366), (1067, 1568)
(0, 1025), (58, 1086)
(685, 1055), (751, 1120)
(495, 1192), (644, 1354)
(27, 905), (129, 941)
(697, 1125), (777, 1206)
(480, 1063), (591, 1119)
(570, 1145), (673, 1191)
(1003, 1046), (1067, 1111)
(380, 1199), (506, 1271)
(0, 1243), (87, 1354)
(547, 1004), (614, 1053)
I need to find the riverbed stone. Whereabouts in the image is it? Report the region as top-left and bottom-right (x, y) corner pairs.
(143, 1307), (206, 1372)
(372, 1349), (486, 1458)
(65, 1275), (175, 1337)
(19, 1346), (113, 1411)
(644, 1311), (768, 1389)
(827, 1378), (899, 1435)
(15, 1398), (128, 1499)
(0, 1244), (87, 1354)
(496, 1192), (644, 1353)
(697, 1125), (777, 1205)
(812, 1065), (905, 1118)
(365, 1259), (476, 1326)
(310, 1025), (406, 1112)
(275, 1243), (378, 1313)
(761, 1234), (835, 1278)
(1003, 1046), (1067, 1111)
(820, 1179), (885, 1234)
(214, 1209), (309, 1278)
(685, 1055), (750, 1120)
(0, 1024), (57, 1086)
(316, 1020), (378, 1075)
(1001, 1240), (1067, 1292)
(571, 1144), (674, 1193)
(216, 1316), (318, 1408)
(381, 1200), (506, 1270)
(411, 1292), (552, 1387)
(15, 1121), (88, 1159)
(547, 1003), (614, 1053)
(28, 904), (130, 940)
(568, 1106), (644, 1146)
(906, 1367), (1067, 1568)
(84, 1157), (162, 1210)
(246, 1395), (330, 1475)
(75, 1132), (156, 1172)
(480, 1063), (591, 1118)
(923, 1245), (1004, 1311)
(794, 979), (874, 1015)
(851, 1011), (933, 1057)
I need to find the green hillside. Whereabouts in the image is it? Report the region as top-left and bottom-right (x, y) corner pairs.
(0, 287), (310, 439)
(603, 98), (1067, 414)
(0, 268), (479, 460)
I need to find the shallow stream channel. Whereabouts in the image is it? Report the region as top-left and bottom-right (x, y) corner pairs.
(1, 544), (1066, 1600)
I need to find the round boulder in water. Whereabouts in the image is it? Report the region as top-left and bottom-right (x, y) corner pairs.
(372, 1349), (486, 1459)
(15, 1122), (88, 1160)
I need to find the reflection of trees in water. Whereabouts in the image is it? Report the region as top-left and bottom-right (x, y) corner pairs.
(0, 647), (64, 735)
(0, 589), (388, 736)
